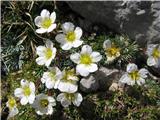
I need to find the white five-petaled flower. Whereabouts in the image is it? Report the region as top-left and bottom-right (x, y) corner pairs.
(6, 97), (19, 118)
(70, 45), (102, 77)
(103, 39), (120, 63)
(14, 79), (35, 105)
(119, 63), (148, 86)
(146, 44), (160, 68)
(34, 9), (56, 34)
(55, 22), (83, 50)
(36, 40), (56, 67)
(57, 92), (83, 107)
(32, 94), (56, 115)
(57, 69), (79, 93)
(41, 67), (62, 89)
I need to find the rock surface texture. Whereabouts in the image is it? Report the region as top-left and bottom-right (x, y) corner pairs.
(80, 67), (123, 93)
(67, 1), (160, 46)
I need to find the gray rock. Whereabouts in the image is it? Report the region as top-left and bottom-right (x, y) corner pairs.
(67, 1), (160, 46)
(80, 75), (99, 93)
(80, 67), (123, 92)
(95, 67), (121, 90)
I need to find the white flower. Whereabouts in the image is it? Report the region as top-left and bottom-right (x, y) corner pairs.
(6, 97), (19, 118)
(57, 92), (83, 107)
(36, 40), (57, 67)
(103, 39), (120, 62)
(41, 67), (62, 89)
(32, 94), (56, 115)
(57, 69), (79, 93)
(146, 44), (160, 68)
(119, 63), (148, 86)
(14, 79), (35, 105)
(34, 9), (56, 34)
(70, 45), (102, 77)
(55, 22), (83, 50)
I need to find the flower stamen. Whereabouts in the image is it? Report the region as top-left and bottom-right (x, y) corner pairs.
(66, 31), (76, 42)
(8, 97), (16, 108)
(23, 86), (31, 96)
(80, 54), (92, 65)
(106, 45), (120, 57)
(152, 48), (160, 59)
(129, 71), (139, 81)
(40, 99), (49, 108)
(41, 18), (52, 29)
(45, 48), (53, 59)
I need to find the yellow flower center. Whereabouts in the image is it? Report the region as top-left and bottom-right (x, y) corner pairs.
(65, 93), (75, 101)
(152, 48), (160, 58)
(45, 48), (53, 59)
(80, 54), (92, 65)
(40, 99), (49, 108)
(62, 69), (78, 84)
(49, 71), (56, 80)
(8, 97), (16, 108)
(129, 71), (139, 81)
(106, 45), (120, 57)
(23, 86), (31, 96)
(66, 31), (76, 42)
(41, 18), (52, 29)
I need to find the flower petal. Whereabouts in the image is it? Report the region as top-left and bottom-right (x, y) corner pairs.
(76, 64), (90, 77)
(45, 58), (52, 67)
(103, 39), (111, 49)
(74, 27), (82, 39)
(20, 97), (28, 105)
(50, 11), (56, 23)
(41, 72), (49, 83)
(55, 67), (62, 79)
(138, 68), (148, 78)
(146, 44), (157, 56)
(47, 106), (53, 115)
(9, 107), (19, 118)
(48, 96), (56, 106)
(91, 52), (102, 62)
(36, 111), (44, 115)
(136, 77), (145, 85)
(126, 63), (138, 73)
(70, 53), (81, 64)
(147, 56), (156, 66)
(45, 40), (53, 48)
(72, 40), (83, 48)
(129, 80), (136, 86)
(51, 47), (56, 59)
(72, 93), (83, 107)
(106, 56), (116, 62)
(40, 9), (50, 18)
(81, 45), (92, 54)
(62, 22), (74, 33)
(86, 63), (98, 72)
(58, 82), (78, 93)
(55, 34), (66, 44)
(47, 24), (56, 33)
(61, 99), (71, 107)
(14, 88), (24, 98)
(29, 82), (35, 93)
(57, 93), (65, 102)
(36, 46), (46, 56)
(119, 74), (129, 84)
(36, 57), (46, 65)
(36, 28), (47, 34)
(34, 16), (43, 27)
(21, 79), (29, 87)
(28, 94), (35, 104)
(45, 79), (55, 89)
(61, 43), (72, 50)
